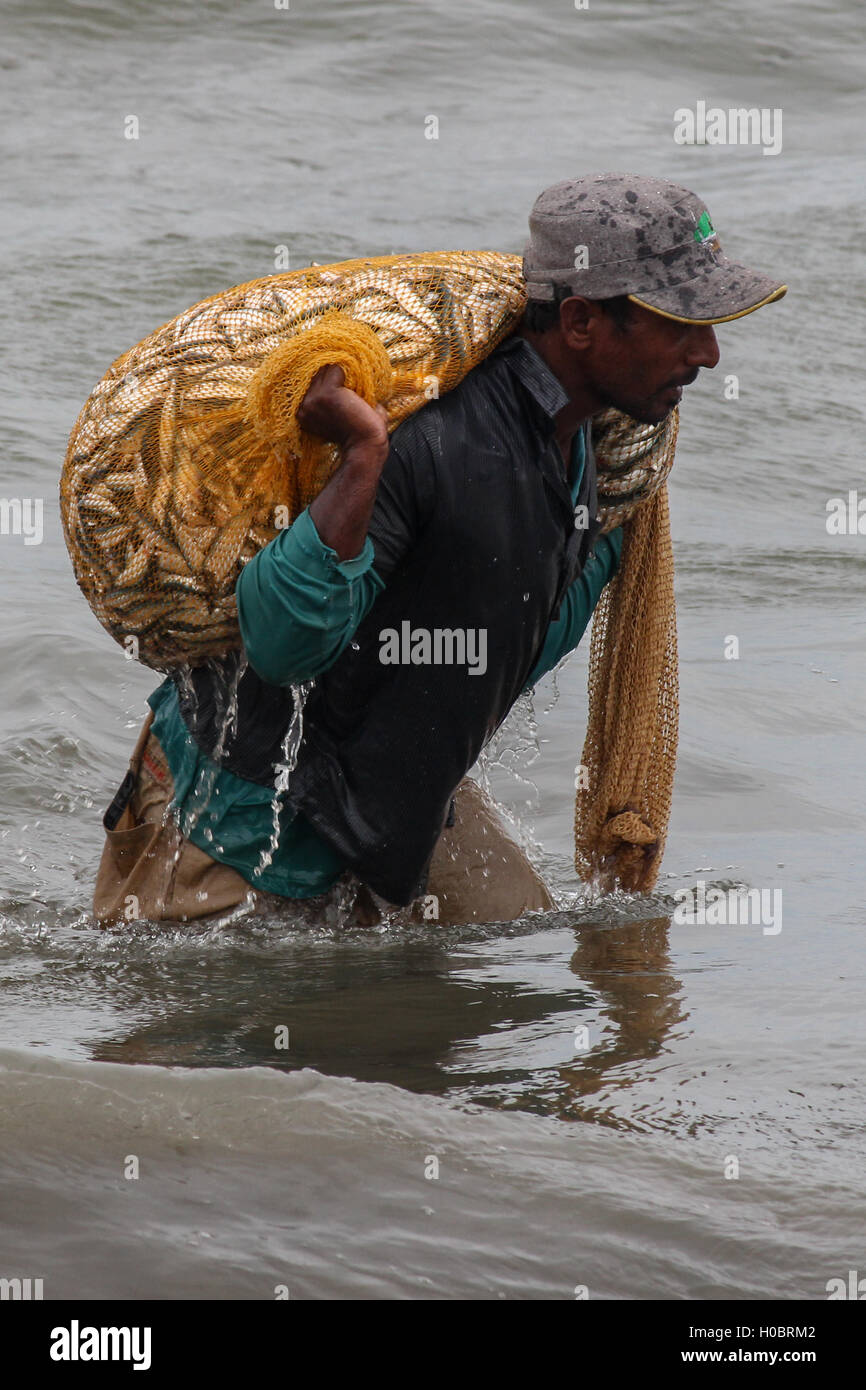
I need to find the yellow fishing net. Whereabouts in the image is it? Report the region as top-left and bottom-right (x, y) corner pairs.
(61, 251), (679, 894)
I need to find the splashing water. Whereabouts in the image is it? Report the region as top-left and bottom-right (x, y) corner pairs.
(173, 663), (196, 711)
(253, 681), (312, 881)
(477, 689), (542, 806)
(158, 655), (249, 909)
(175, 654), (249, 843)
(474, 689), (552, 887)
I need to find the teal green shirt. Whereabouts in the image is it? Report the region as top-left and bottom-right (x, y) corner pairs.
(148, 431), (623, 898)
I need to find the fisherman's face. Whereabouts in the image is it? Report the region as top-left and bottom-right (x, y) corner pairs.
(584, 300), (721, 425)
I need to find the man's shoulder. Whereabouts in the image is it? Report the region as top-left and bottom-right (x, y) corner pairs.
(389, 335), (529, 459)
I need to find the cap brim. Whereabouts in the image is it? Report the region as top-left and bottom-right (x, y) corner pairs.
(628, 259), (787, 325)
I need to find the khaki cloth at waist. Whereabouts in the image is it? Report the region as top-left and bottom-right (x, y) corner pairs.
(92, 714), (554, 928)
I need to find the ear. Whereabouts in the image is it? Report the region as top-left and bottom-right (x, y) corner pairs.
(558, 296), (595, 350)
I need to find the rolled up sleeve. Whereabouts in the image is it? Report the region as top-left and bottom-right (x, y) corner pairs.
(236, 506), (385, 687)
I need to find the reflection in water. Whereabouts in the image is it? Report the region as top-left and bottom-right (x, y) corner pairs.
(89, 907), (687, 1134)
(554, 916), (689, 1127)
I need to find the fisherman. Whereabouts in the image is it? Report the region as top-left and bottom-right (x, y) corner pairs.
(93, 173), (786, 928)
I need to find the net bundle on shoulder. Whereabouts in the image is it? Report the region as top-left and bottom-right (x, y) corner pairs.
(62, 251), (679, 894)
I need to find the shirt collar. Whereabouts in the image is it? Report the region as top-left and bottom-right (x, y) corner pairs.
(495, 333), (570, 421)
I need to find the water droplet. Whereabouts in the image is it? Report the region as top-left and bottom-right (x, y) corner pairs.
(523, 592), (529, 601)
(351, 641), (360, 650)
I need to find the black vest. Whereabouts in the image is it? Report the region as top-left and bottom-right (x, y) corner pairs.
(175, 336), (600, 904)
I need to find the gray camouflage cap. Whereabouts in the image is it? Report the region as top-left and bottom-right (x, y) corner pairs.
(523, 172), (787, 323)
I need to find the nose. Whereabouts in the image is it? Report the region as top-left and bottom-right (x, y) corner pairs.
(686, 324), (720, 370)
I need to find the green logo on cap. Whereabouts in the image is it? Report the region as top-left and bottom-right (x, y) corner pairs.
(694, 212), (716, 245)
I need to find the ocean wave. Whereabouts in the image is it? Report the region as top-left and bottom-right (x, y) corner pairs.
(0, 1045), (858, 1300)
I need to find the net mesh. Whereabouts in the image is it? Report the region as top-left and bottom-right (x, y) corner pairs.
(61, 250), (679, 893)
(575, 470), (678, 894)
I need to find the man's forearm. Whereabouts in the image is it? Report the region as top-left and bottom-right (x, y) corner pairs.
(308, 438), (389, 561)
(236, 366), (394, 687)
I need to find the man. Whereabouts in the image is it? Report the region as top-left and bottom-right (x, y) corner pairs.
(93, 173), (786, 928)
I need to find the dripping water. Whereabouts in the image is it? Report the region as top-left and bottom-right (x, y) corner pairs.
(163, 653), (248, 899)
(253, 680), (313, 881)
(173, 653), (247, 845)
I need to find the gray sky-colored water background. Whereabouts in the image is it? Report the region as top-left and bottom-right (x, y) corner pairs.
(1, 0), (864, 1299)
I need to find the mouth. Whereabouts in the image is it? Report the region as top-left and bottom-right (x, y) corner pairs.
(669, 369), (700, 394)
(660, 369), (700, 406)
